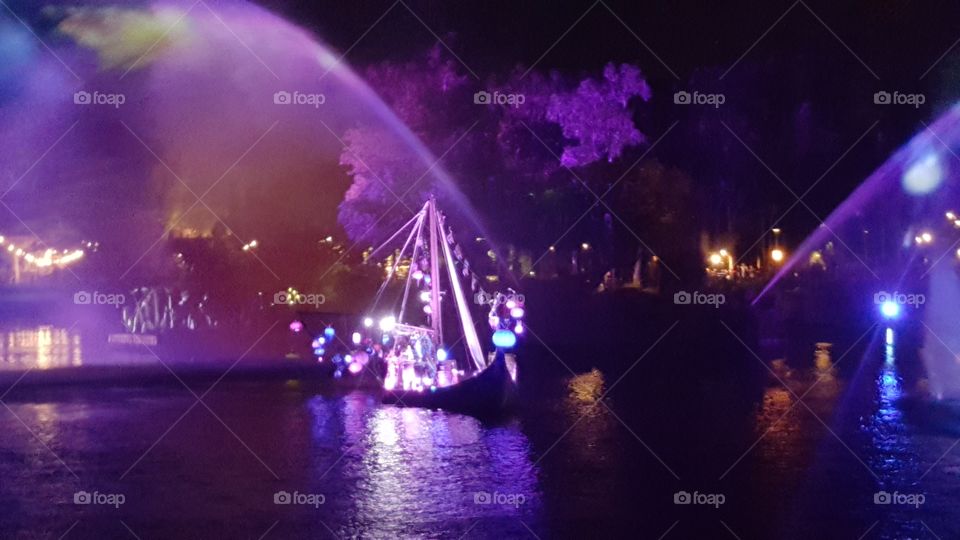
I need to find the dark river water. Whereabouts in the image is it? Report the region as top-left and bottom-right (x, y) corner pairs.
(0, 315), (959, 539)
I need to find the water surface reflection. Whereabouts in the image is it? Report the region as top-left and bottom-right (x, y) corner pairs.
(0, 326), (82, 370)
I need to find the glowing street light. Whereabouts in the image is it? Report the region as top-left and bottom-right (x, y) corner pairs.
(770, 248), (785, 263)
(915, 231), (934, 245)
(709, 252), (723, 266)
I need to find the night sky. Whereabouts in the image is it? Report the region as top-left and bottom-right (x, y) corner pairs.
(262, 0), (960, 242)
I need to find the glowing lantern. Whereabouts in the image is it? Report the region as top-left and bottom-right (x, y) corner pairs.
(492, 329), (517, 349)
(324, 326), (335, 339)
(348, 362), (363, 374)
(379, 316), (396, 332)
(363, 317), (374, 328)
(352, 332), (362, 345)
(510, 307), (525, 318)
(437, 348), (448, 362)
(289, 320), (304, 333)
(514, 322), (524, 335)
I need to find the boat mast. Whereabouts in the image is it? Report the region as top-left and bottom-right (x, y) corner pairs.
(428, 197), (443, 344)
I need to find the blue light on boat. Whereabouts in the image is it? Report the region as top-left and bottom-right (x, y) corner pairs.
(324, 327), (335, 339)
(492, 329), (517, 349)
(880, 301), (901, 319)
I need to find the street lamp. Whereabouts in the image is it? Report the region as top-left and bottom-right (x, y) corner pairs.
(771, 248), (785, 263)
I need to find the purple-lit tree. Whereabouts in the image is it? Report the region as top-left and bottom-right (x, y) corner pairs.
(337, 47), (473, 242)
(336, 48), (655, 260)
(546, 63), (651, 168)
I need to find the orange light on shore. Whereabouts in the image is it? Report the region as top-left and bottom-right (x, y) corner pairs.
(771, 248), (785, 263)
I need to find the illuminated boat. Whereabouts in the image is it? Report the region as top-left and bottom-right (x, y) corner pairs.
(351, 198), (522, 416)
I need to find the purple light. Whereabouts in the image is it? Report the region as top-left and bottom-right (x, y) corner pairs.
(510, 307), (525, 318)
(348, 362), (363, 374)
(289, 320), (304, 333)
(514, 322), (524, 334)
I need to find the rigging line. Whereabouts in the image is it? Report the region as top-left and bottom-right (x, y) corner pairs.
(370, 209), (424, 313)
(365, 207), (425, 262)
(399, 212), (426, 323)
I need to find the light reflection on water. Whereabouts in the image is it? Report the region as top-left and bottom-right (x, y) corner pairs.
(0, 326), (82, 370)
(756, 344), (842, 469)
(305, 393), (541, 538)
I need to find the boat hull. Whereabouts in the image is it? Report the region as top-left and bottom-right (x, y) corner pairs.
(382, 350), (518, 416)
